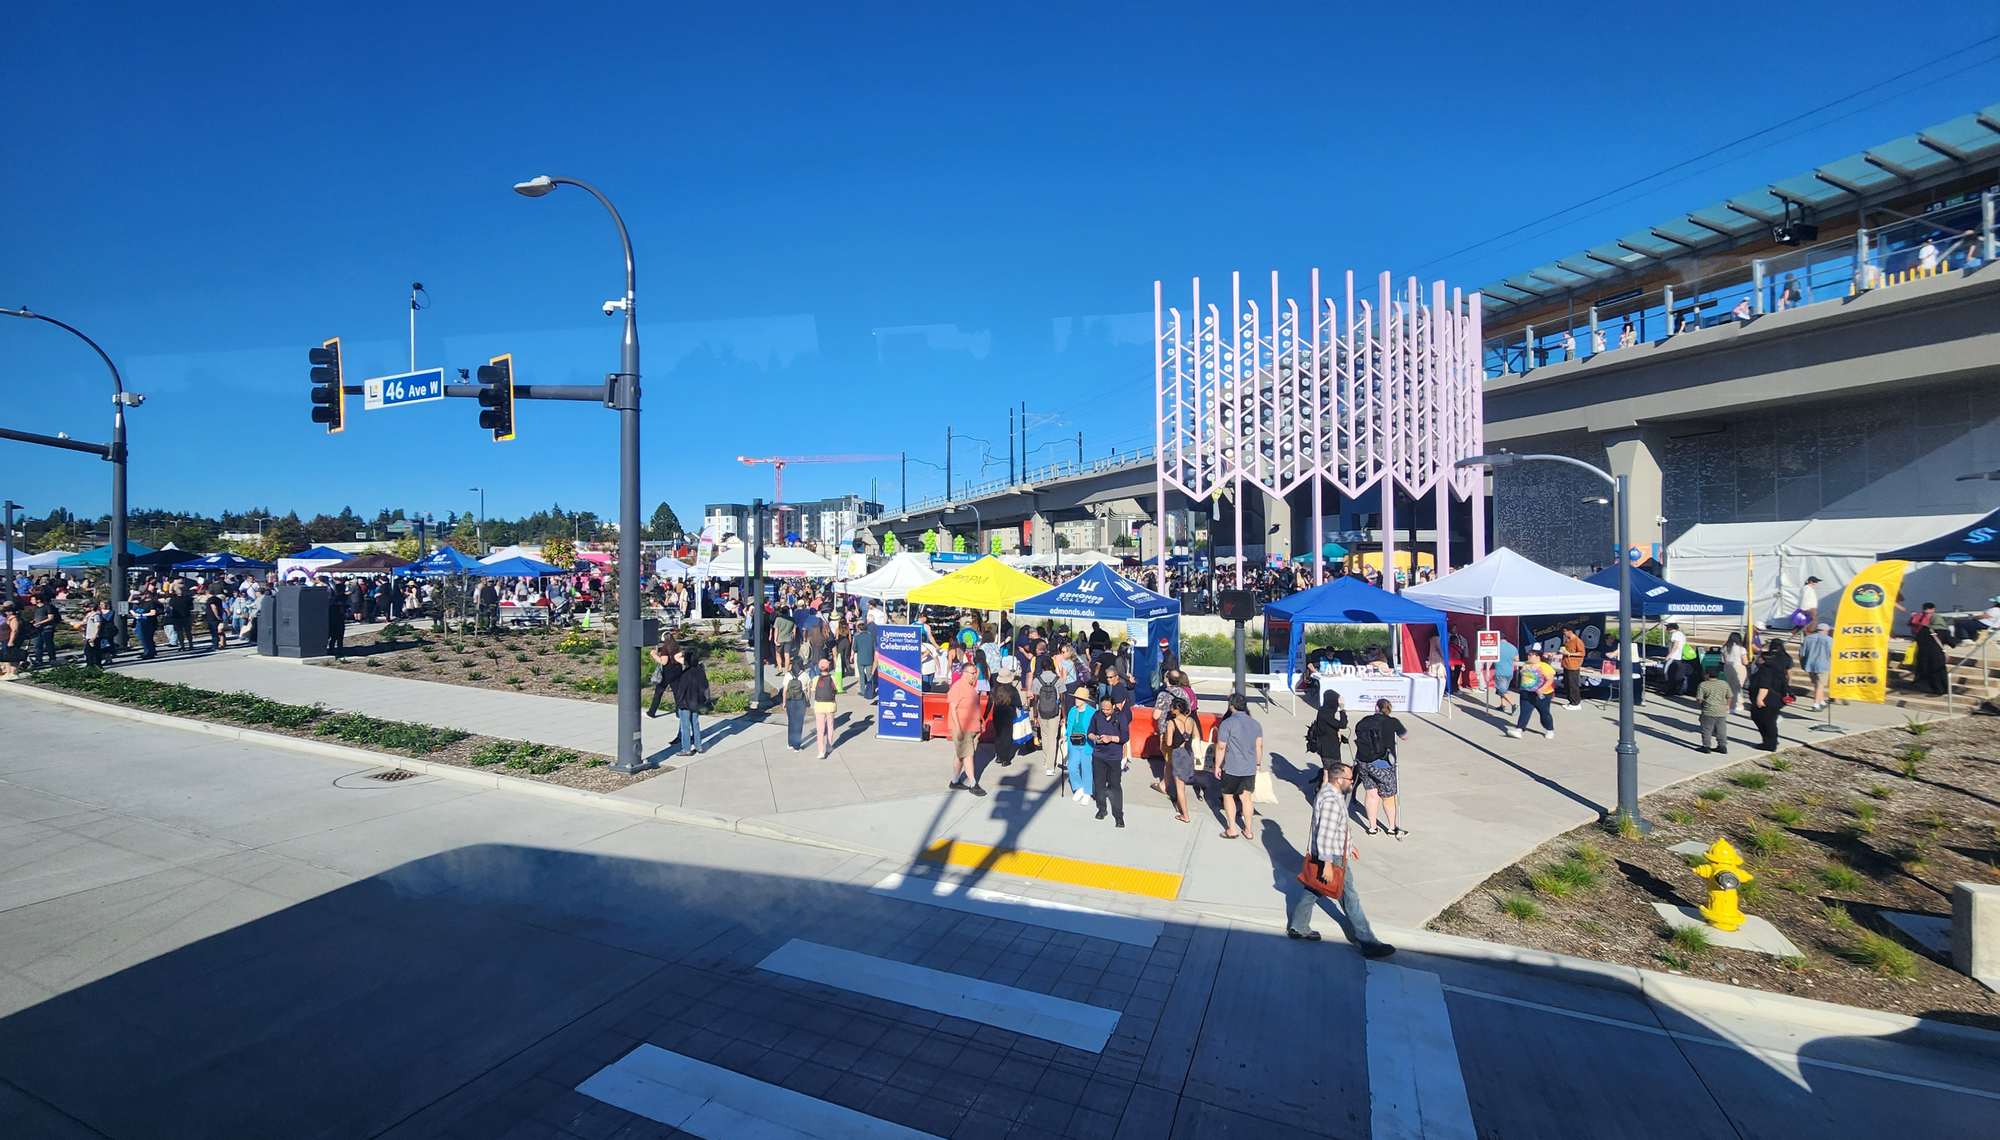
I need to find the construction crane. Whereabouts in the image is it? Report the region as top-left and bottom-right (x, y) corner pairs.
(737, 454), (898, 505)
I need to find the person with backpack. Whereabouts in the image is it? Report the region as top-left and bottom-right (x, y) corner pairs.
(1350, 697), (1409, 838)
(672, 646), (710, 756)
(1504, 649), (1557, 739)
(82, 598), (114, 668)
(773, 609), (797, 671)
(811, 653), (839, 759)
(1306, 692), (1347, 769)
(1031, 654), (1065, 776)
(854, 620), (878, 702)
(779, 657), (810, 752)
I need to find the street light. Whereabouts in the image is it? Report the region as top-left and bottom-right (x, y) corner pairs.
(3, 500), (21, 594)
(468, 487), (486, 554)
(1457, 452), (1648, 833)
(1955, 469), (2000, 481)
(946, 501), (981, 555)
(2, 308), (137, 645)
(514, 174), (646, 775)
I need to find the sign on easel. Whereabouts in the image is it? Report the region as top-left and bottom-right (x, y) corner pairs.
(1476, 630), (1500, 663)
(875, 624), (925, 741)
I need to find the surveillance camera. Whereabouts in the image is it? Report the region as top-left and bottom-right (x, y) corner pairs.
(602, 299), (628, 316)
(1654, 515), (1668, 526)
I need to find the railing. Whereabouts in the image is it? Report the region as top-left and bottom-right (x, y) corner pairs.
(1482, 191), (1997, 378)
(893, 444), (1156, 517)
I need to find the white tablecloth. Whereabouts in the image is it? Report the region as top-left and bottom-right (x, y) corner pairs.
(1306, 673), (1443, 714)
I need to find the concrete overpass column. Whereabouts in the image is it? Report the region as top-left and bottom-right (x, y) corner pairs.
(1264, 491), (1292, 566)
(1030, 512), (1054, 556)
(1603, 429), (1666, 562)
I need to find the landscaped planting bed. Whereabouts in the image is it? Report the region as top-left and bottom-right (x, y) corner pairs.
(1430, 710), (2000, 1030)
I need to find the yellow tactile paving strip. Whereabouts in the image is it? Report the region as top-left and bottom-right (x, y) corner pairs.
(917, 839), (1184, 900)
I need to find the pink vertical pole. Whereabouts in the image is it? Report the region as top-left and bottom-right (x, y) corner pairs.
(1377, 271), (1395, 590)
(1232, 271), (1244, 591)
(1470, 292), (1488, 560)
(1155, 279), (1169, 596)
(1433, 279), (1452, 578)
(1311, 267), (1324, 587)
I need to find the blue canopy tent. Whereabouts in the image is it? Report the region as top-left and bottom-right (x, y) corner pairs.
(1015, 564), (1180, 699)
(1582, 566), (1743, 617)
(396, 546), (488, 577)
(1261, 576), (1451, 689)
(479, 555), (566, 577)
(56, 541), (157, 568)
(1876, 507), (2000, 563)
(293, 545), (350, 561)
(173, 552), (276, 573)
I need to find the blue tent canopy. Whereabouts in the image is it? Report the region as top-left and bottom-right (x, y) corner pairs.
(479, 555), (565, 577)
(293, 545), (350, 561)
(1582, 566), (1743, 617)
(173, 552), (276, 572)
(1014, 563), (1179, 620)
(396, 547), (488, 577)
(1261, 576), (1450, 681)
(1875, 507), (2000, 563)
(56, 541), (157, 568)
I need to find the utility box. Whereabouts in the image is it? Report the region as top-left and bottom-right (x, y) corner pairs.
(256, 596), (277, 655)
(264, 585), (331, 658)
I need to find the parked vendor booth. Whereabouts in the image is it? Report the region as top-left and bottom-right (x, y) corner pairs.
(1262, 576), (1451, 713)
(900, 555), (1052, 742)
(1014, 563), (1179, 701)
(1405, 548), (1619, 698)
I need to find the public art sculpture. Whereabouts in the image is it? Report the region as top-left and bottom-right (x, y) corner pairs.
(1154, 270), (1486, 587)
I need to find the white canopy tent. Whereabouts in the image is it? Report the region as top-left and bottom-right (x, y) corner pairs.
(835, 552), (943, 600)
(654, 556), (693, 579)
(1402, 547), (1619, 615)
(1667, 515), (2000, 621)
(480, 543), (545, 564)
(699, 545), (836, 579)
(1002, 550), (1122, 569)
(8, 549), (74, 572)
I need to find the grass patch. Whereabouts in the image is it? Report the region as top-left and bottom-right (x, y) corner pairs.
(583, 758), (608, 768)
(1800, 793), (1821, 806)
(1850, 800), (1879, 823)
(1775, 875), (1814, 895)
(467, 741), (515, 767)
(1728, 771), (1771, 790)
(1903, 716), (1933, 736)
(1497, 893), (1541, 922)
(1890, 844), (1927, 870)
(1574, 842), (1605, 868)
(1664, 809), (1695, 824)
(1666, 924), (1711, 953)
(1769, 757), (1792, 772)
(571, 670), (619, 694)
(1768, 802), (1803, 825)
(1866, 784), (1893, 801)
(1842, 931), (1917, 978)
(1578, 921), (1605, 934)
(1780, 954), (1810, 972)
(1657, 949), (1694, 971)
(1746, 823), (1792, 857)
(1819, 865), (1864, 892)
(466, 670), (486, 681)
(1699, 788), (1729, 802)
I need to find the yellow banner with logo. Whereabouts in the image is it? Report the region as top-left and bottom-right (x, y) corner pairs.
(1829, 560), (1909, 703)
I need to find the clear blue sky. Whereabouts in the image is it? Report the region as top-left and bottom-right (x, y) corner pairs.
(4, 3), (1996, 530)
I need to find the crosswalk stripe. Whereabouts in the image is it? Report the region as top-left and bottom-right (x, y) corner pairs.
(870, 870), (1164, 948)
(579, 1043), (940, 1139)
(757, 938), (1123, 1053)
(1367, 962), (1478, 1140)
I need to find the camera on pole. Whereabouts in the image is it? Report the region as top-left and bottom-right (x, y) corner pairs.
(476, 353), (516, 441)
(309, 337), (343, 433)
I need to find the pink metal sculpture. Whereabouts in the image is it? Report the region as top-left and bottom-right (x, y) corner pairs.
(1154, 270), (1485, 592)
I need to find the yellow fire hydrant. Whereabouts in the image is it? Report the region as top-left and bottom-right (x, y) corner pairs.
(1692, 838), (1753, 931)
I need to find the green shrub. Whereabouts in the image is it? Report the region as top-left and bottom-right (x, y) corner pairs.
(1497, 893), (1540, 922)
(1768, 802), (1803, 825)
(1657, 949), (1693, 971)
(1746, 824), (1792, 857)
(1851, 800), (1879, 822)
(1728, 771), (1771, 790)
(1866, 784), (1892, 801)
(711, 692), (751, 713)
(1667, 924), (1711, 953)
(378, 621), (417, 642)
(1699, 788), (1729, 802)
(1903, 717), (1933, 736)
(466, 671), (486, 681)
(556, 631), (598, 655)
(598, 650), (620, 668)
(1769, 757), (1792, 772)
(1822, 902), (1854, 929)
(468, 741), (515, 767)
(1664, 809), (1694, 824)
(313, 713), (467, 754)
(1819, 865), (1863, 892)
(572, 670), (619, 694)
(583, 758), (608, 768)
(394, 660), (416, 673)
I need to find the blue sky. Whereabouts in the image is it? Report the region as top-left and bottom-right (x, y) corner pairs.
(5, 3), (1997, 529)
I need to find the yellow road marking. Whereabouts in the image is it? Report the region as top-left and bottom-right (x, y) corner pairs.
(918, 839), (1183, 900)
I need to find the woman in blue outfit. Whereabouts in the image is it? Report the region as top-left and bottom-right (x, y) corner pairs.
(1064, 686), (1097, 803)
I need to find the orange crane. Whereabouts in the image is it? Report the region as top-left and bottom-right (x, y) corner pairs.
(737, 454), (898, 505)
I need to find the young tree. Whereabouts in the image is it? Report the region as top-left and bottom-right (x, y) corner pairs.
(648, 501), (683, 541)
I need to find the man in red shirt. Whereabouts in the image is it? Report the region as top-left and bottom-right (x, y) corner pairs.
(946, 667), (987, 796)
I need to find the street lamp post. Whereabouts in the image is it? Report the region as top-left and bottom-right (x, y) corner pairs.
(2, 308), (137, 646)
(947, 502), (981, 555)
(468, 487), (486, 554)
(3, 500), (20, 594)
(514, 174), (647, 775)
(1456, 452), (1648, 833)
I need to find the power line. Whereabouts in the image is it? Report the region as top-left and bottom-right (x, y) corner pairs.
(1411, 31), (2000, 276)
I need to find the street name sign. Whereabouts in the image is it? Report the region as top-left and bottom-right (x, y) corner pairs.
(364, 368), (446, 410)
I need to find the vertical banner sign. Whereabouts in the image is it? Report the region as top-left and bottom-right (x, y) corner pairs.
(875, 625), (926, 740)
(1830, 561), (1910, 704)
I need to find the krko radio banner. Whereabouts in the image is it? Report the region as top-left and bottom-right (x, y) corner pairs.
(1829, 560), (1909, 704)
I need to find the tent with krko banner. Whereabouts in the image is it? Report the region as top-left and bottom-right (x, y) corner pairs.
(837, 552), (942, 600)
(1263, 575), (1451, 713)
(905, 554), (1050, 611)
(1582, 565), (1742, 618)
(1015, 563), (1181, 700)
(172, 552), (277, 573)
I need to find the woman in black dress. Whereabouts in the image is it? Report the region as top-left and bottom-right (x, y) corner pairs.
(1911, 625), (1950, 695)
(1745, 642), (1790, 751)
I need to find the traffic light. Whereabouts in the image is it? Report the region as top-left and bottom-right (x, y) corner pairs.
(476, 353), (516, 441)
(309, 337), (343, 433)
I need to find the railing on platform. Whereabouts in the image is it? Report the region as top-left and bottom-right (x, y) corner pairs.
(1481, 190), (1997, 378)
(894, 444), (1156, 517)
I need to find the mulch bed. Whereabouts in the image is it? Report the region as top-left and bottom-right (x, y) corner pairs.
(314, 621), (755, 710)
(1430, 709), (2000, 1031)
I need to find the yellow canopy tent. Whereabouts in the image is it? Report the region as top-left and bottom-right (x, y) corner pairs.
(904, 555), (1050, 610)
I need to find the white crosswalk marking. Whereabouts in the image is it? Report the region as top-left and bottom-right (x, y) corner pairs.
(870, 870), (1164, 947)
(579, 1043), (941, 1139)
(1366, 961), (1478, 1140)
(758, 938), (1123, 1052)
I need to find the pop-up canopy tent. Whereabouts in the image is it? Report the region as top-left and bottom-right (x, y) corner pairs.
(1263, 575), (1450, 680)
(1877, 507), (2000, 563)
(319, 553), (412, 574)
(13, 549), (73, 571)
(905, 555), (1050, 610)
(1668, 516), (2000, 623)
(277, 544), (351, 580)
(479, 555), (565, 577)
(1583, 565), (1742, 618)
(173, 552), (277, 573)
(479, 544), (543, 564)
(654, 555), (693, 579)
(396, 546), (488, 577)
(838, 552), (943, 600)
(1016, 564), (1181, 699)
(1404, 547), (1619, 615)
(56, 541), (158, 568)
(700, 545), (835, 579)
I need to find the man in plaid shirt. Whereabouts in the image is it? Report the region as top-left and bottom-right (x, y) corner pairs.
(1288, 764), (1395, 957)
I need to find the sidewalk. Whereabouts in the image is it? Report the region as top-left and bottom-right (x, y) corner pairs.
(95, 648), (1915, 930)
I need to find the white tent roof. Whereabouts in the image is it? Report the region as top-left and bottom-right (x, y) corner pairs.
(480, 543), (543, 564)
(1004, 550), (1122, 569)
(14, 549), (73, 571)
(1667, 514), (2000, 620)
(836, 552), (943, 599)
(696, 545), (835, 578)
(654, 556), (692, 579)
(1402, 547), (1619, 616)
